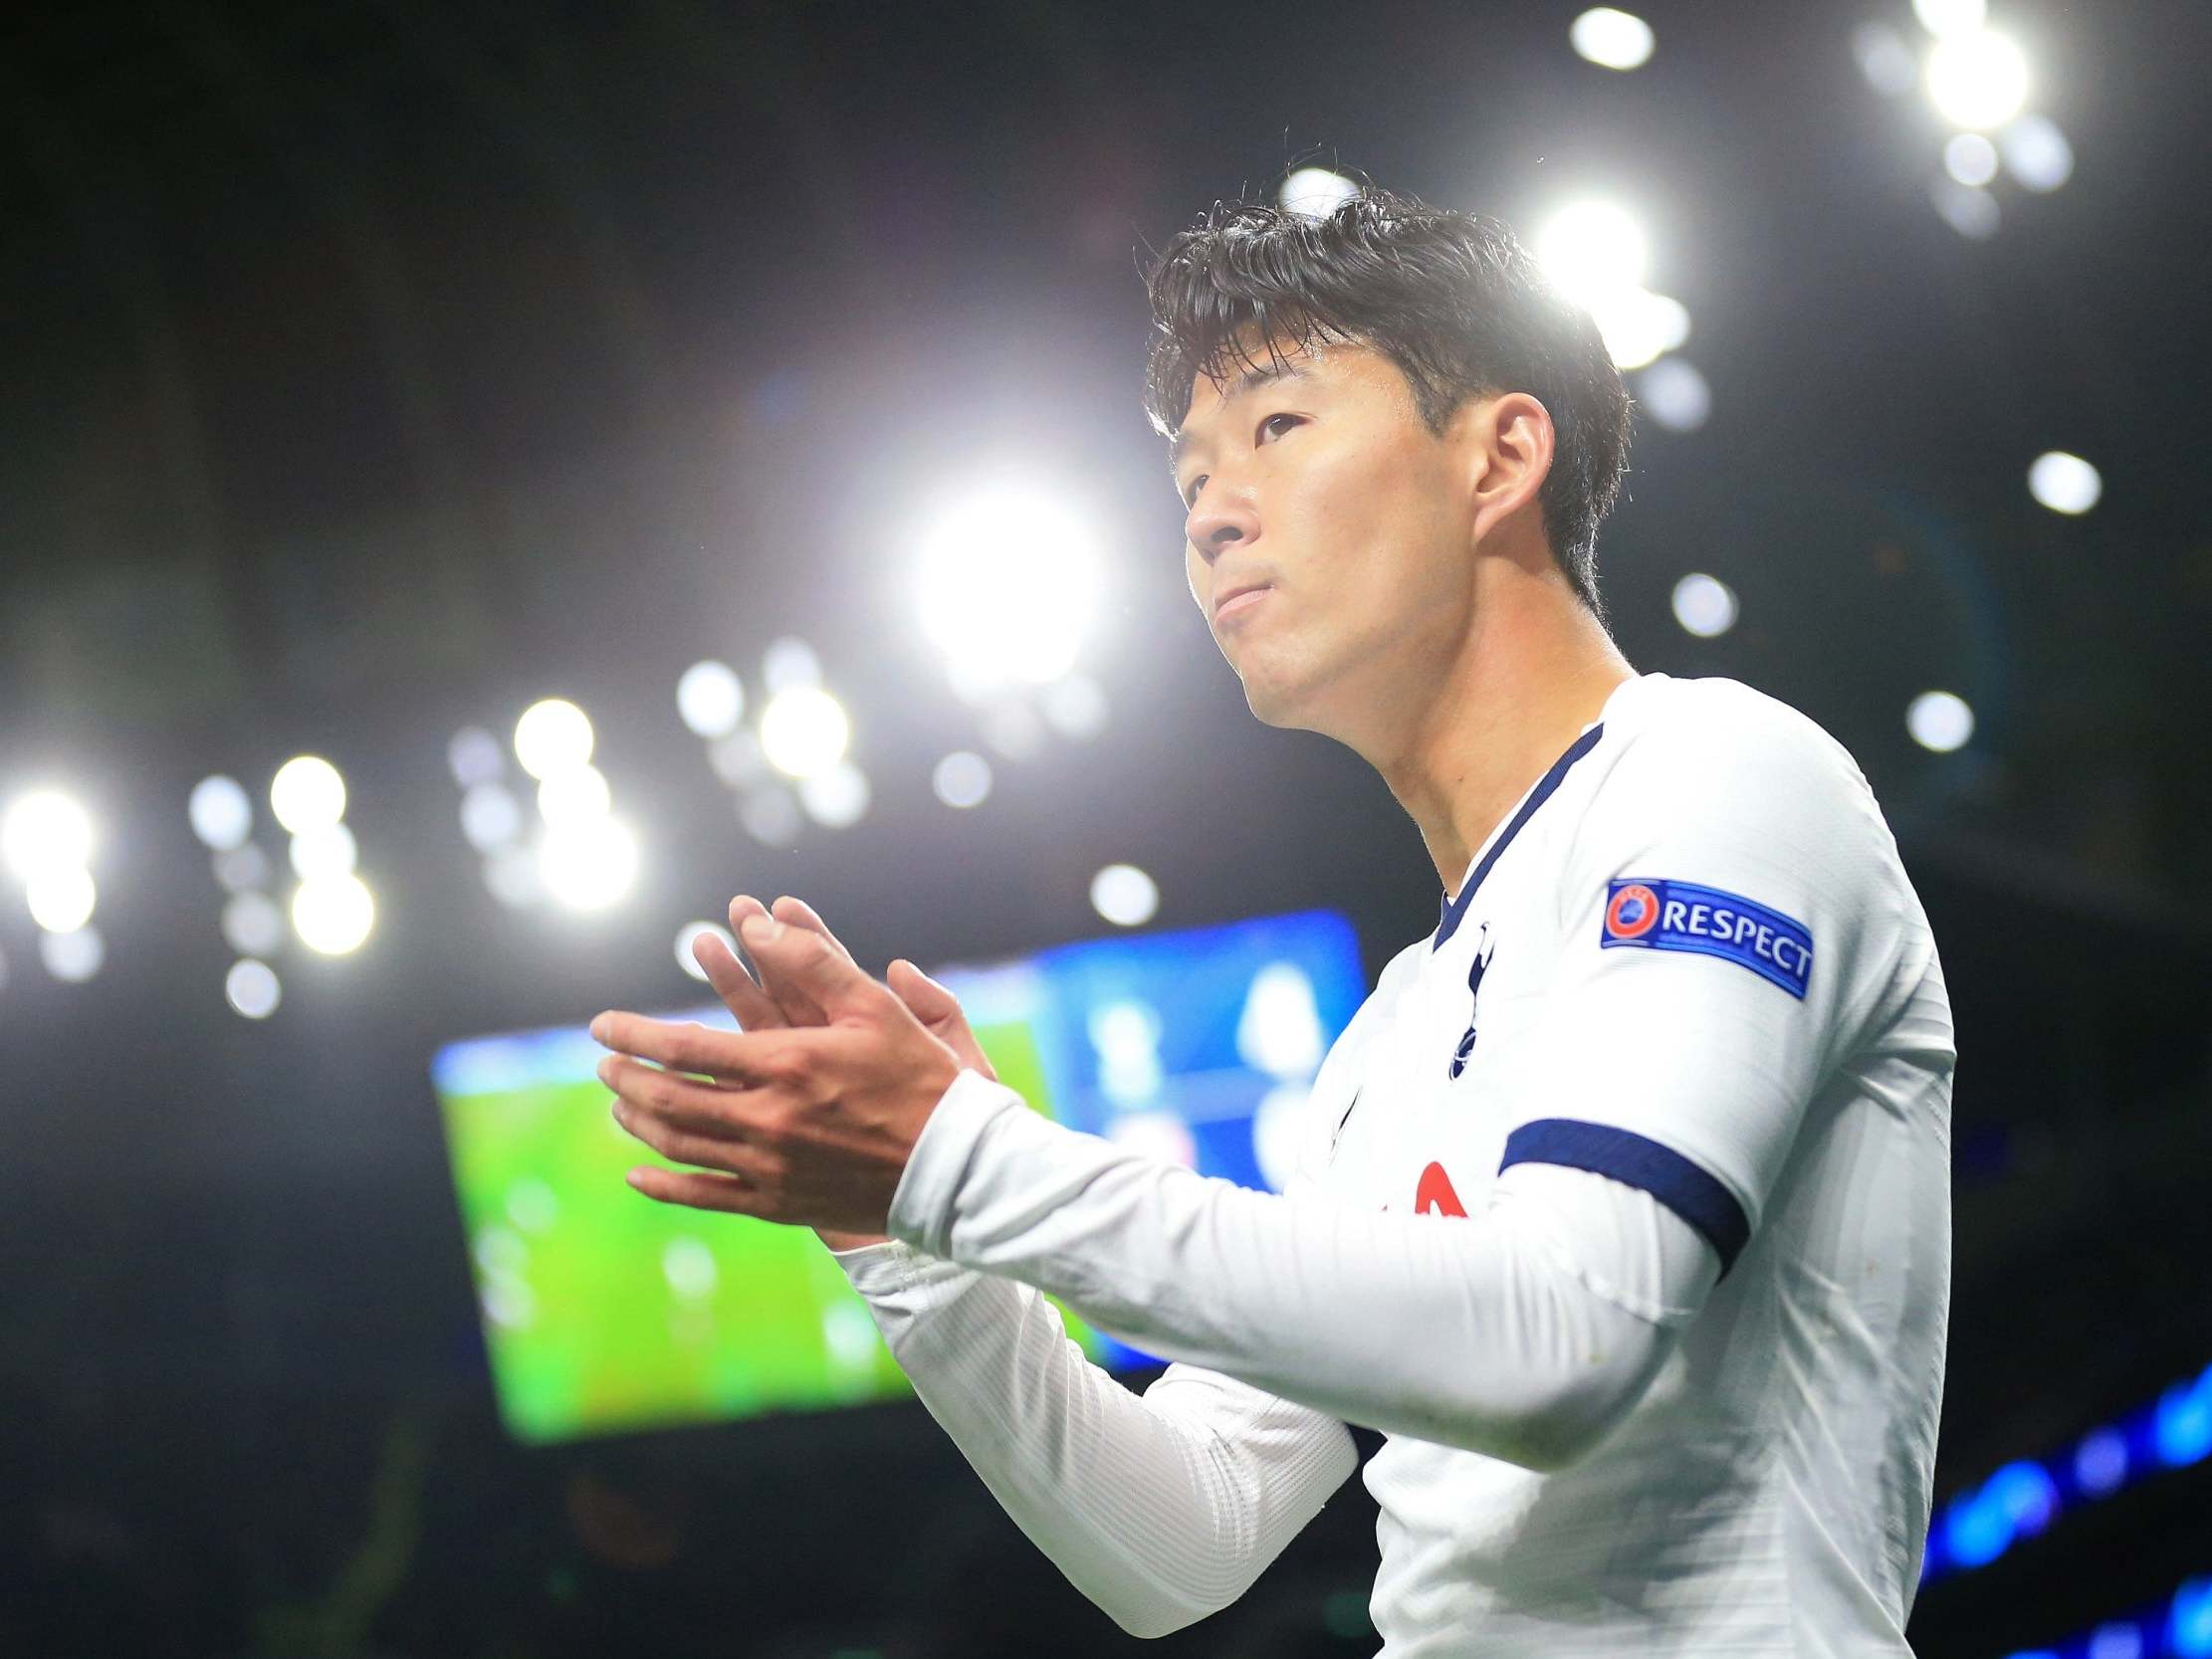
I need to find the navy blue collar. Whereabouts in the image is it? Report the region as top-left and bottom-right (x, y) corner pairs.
(1433, 723), (1607, 950)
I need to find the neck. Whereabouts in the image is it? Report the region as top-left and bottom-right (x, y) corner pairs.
(1369, 555), (1635, 902)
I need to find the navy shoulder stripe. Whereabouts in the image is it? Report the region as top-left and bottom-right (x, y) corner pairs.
(1499, 1118), (1752, 1275)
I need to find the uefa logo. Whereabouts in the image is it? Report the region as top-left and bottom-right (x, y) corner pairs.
(1605, 883), (1661, 940)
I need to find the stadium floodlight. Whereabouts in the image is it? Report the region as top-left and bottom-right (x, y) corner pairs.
(225, 958), (282, 1019)
(270, 755), (346, 834)
(189, 775), (254, 851)
(759, 686), (851, 779)
(762, 637), (823, 694)
(1670, 573), (1739, 638)
(26, 866), (97, 933)
(293, 873), (376, 954)
(539, 817), (638, 912)
(2028, 451), (2101, 515)
(40, 926), (104, 982)
(222, 891), (286, 956)
(677, 660), (746, 738)
(1090, 863), (1160, 928)
(1854, 22), (1919, 97)
(1039, 673), (1111, 740)
(1638, 358), (1712, 432)
(1906, 691), (1975, 753)
(1944, 132), (2001, 187)
(1279, 166), (1360, 219)
(1998, 113), (2074, 191)
(1930, 178), (2002, 240)
(536, 763), (612, 825)
(796, 760), (871, 829)
(460, 782), (523, 851)
(1535, 201), (1649, 305)
(932, 751), (993, 809)
(2, 788), (95, 881)
(913, 478), (1103, 690)
(289, 823), (359, 883)
(1925, 30), (2030, 129)
(1911, 0), (1986, 37)
(447, 726), (505, 788)
(1590, 287), (1689, 371)
(1569, 8), (1654, 71)
(513, 699), (594, 780)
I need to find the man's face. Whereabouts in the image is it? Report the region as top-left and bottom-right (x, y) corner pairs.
(1172, 329), (1480, 740)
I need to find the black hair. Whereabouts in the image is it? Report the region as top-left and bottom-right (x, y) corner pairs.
(1142, 184), (1633, 615)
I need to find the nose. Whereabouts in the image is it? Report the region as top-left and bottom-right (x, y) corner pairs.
(1186, 496), (1258, 566)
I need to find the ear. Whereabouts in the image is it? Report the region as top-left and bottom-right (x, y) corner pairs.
(1464, 392), (1556, 547)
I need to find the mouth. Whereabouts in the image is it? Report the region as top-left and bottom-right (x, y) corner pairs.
(1214, 583), (1270, 623)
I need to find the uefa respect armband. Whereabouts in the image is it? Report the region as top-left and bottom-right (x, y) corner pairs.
(1599, 878), (1814, 999)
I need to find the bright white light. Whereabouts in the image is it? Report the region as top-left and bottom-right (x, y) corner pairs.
(536, 763), (612, 824)
(447, 726), (504, 788)
(762, 637), (823, 694)
(293, 874), (376, 954)
(1040, 673), (1111, 740)
(933, 751), (994, 809)
(225, 958), (282, 1019)
(662, 1237), (719, 1301)
(1090, 863), (1159, 928)
(759, 686), (851, 779)
(2029, 451), (2101, 515)
(1999, 113), (2074, 191)
(40, 925), (104, 982)
(188, 776), (253, 851)
(1638, 357), (1712, 432)
(1570, 8), (1654, 70)
(1944, 131), (2001, 188)
(914, 480), (1103, 688)
(1589, 287), (1689, 370)
(26, 866), (97, 933)
(213, 843), (273, 894)
(1279, 166), (1359, 219)
(1930, 178), (2002, 240)
(706, 730), (768, 788)
(1912, 0), (1986, 37)
(460, 782), (523, 850)
(676, 921), (738, 982)
(677, 661), (746, 737)
(1926, 31), (2030, 129)
(1854, 22), (1918, 97)
(1234, 962), (1326, 1079)
(1671, 573), (1739, 638)
(981, 699), (1046, 761)
(3, 790), (94, 880)
(738, 782), (802, 847)
(1535, 201), (1649, 305)
(222, 891), (286, 956)
(270, 755), (346, 834)
(797, 761), (871, 829)
(513, 699), (594, 780)
(1907, 691), (1975, 752)
(483, 846), (542, 909)
(289, 823), (358, 883)
(539, 817), (638, 912)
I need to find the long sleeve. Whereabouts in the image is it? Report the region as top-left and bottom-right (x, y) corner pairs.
(830, 1237), (1358, 1638)
(885, 1071), (1720, 1472)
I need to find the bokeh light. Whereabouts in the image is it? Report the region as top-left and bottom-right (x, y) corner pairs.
(677, 661), (746, 738)
(270, 756), (346, 835)
(1090, 863), (1160, 928)
(1944, 131), (2001, 188)
(222, 891), (287, 956)
(539, 817), (639, 912)
(513, 700), (594, 780)
(932, 751), (994, 809)
(1926, 30), (2031, 130)
(225, 958), (282, 1020)
(39, 925), (104, 982)
(3, 789), (94, 880)
(288, 823), (359, 883)
(797, 761), (872, 829)
(1569, 8), (1654, 71)
(913, 480), (1103, 688)
(2029, 451), (2101, 515)
(1671, 573), (1739, 638)
(1279, 166), (1359, 218)
(675, 921), (739, 982)
(292, 873), (376, 954)
(188, 775), (254, 851)
(1999, 113), (2074, 191)
(1638, 357), (1712, 432)
(537, 764), (613, 825)
(26, 866), (97, 933)
(1907, 690), (1976, 752)
(759, 687), (852, 779)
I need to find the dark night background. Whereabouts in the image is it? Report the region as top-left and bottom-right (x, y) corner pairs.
(3, 2), (2209, 1655)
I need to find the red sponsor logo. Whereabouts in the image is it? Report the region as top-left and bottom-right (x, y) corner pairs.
(1414, 1160), (1467, 1218)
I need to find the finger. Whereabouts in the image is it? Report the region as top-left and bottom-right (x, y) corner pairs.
(769, 895), (857, 965)
(591, 1010), (806, 1084)
(625, 1165), (763, 1217)
(693, 929), (788, 1033)
(611, 1088), (771, 1175)
(737, 913), (885, 1022)
(886, 957), (958, 1021)
(598, 1054), (767, 1137)
(732, 895), (827, 1027)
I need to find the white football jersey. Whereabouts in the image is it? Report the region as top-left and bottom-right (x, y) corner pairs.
(846, 670), (1954, 1657)
(1299, 671), (1953, 1654)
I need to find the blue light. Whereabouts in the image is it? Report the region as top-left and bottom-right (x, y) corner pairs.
(1944, 1488), (2014, 1568)
(2004, 1649), (2062, 1659)
(2075, 1426), (2129, 1496)
(1985, 1460), (2060, 1539)
(2154, 1378), (2212, 1468)
(2171, 1576), (2212, 1658)
(2086, 1621), (2143, 1659)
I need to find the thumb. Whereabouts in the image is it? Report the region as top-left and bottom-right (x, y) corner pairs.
(738, 913), (879, 1019)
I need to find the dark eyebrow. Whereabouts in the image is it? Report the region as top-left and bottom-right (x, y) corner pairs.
(1167, 362), (1315, 483)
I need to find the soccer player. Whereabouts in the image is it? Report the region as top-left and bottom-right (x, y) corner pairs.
(591, 187), (1954, 1654)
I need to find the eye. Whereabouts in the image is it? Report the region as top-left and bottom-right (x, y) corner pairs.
(1182, 474), (1208, 510)
(1257, 411), (1301, 442)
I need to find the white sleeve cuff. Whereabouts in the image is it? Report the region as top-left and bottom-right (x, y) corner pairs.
(886, 1066), (1026, 1256)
